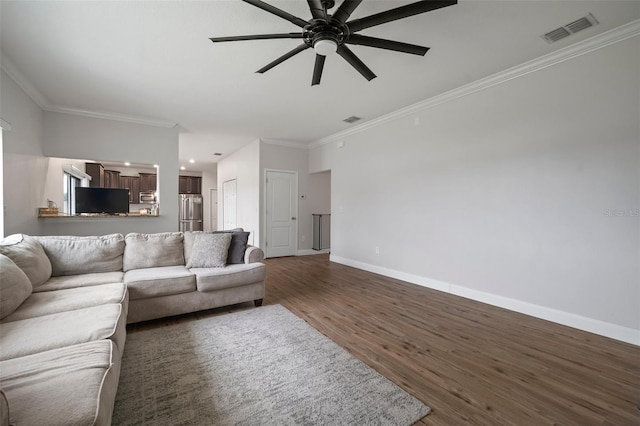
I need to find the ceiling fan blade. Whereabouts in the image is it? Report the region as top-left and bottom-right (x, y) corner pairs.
(256, 43), (310, 74)
(346, 34), (429, 56)
(209, 33), (303, 43)
(242, 0), (309, 28)
(333, 0), (363, 24)
(307, 0), (326, 20)
(347, 0), (457, 32)
(311, 54), (326, 86)
(336, 45), (376, 81)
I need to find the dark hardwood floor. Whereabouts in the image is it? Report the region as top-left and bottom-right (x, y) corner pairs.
(128, 254), (640, 425)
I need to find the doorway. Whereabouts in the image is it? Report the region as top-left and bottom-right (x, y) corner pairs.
(265, 170), (298, 258)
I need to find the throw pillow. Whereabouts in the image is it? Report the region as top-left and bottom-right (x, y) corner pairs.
(186, 233), (232, 268)
(0, 234), (52, 287)
(214, 231), (250, 264)
(0, 254), (33, 319)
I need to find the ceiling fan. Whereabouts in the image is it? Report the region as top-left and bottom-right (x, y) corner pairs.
(209, 0), (457, 86)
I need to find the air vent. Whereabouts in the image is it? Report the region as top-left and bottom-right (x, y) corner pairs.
(343, 116), (362, 124)
(544, 27), (571, 43)
(542, 13), (598, 43)
(213, 152), (223, 156)
(566, 16), (596, 33)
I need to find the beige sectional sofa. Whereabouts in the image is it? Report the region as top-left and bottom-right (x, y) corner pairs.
(0, 230), (265, 425)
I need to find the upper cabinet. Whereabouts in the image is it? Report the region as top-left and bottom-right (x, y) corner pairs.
(179, 176), (202, 194)
(85, 162), (157, 203)
(119, 176), (140, 204)
(104, 170), (121, 188)
(85, 163), (105, 188)
(139, 173), (157, 192)
(87, 163), (120, 188)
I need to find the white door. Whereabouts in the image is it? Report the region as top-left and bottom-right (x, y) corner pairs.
(266, 170), (297, 258)
(210, 189), (218, 231)
(223, 179), (237, 230)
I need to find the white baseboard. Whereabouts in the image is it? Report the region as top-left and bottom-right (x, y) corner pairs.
(330, 255), (640, 346)
(297, 249), (330, 256)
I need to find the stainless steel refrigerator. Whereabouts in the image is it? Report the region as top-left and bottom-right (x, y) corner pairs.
(179, 194), (203, 231)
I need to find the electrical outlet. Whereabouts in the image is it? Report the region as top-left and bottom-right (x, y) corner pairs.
(375, 246), (380, 254)
(301, 235), (305, 242)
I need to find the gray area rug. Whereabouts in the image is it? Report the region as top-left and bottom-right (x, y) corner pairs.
(113, 304), (430, 425)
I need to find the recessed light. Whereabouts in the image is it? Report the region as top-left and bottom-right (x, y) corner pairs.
(124, 162), (131, 166)
(180, 166), (186, 170)
(189, 159), (195, 163)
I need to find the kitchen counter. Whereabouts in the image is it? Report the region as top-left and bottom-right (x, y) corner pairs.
(38, 213), (160, 219)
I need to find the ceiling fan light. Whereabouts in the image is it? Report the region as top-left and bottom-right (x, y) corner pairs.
(314, 39), (337, 56)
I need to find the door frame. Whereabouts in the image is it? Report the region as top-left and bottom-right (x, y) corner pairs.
(209, 188), (218, 231)
(222, 178), (237, 230)
(264, 169), (298, 258)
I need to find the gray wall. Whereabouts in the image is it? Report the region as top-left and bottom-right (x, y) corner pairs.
(1, 69), (46, 236)
(217, 140), (260, 245)
(309, 36), (639, 343)
(260, 141), (315, 253)
(217, 140), (332, 253)
(201, 163), (218, 232)
(1, 68), (180, 237)
(41, 111), (179, 235)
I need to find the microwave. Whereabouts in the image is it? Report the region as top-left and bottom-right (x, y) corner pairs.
(139, 191), (156, 204)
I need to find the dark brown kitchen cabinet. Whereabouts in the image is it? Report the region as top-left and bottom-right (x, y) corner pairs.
(104, 170), (120, 188)
(191, 177), (201, 194)
(132, 177), (140, 203)
(139, 173), (157, 192)
(119, 176), (140, 204)
(85, 163), (105, 188)
(179, 176), (201, 194)
(85, 163), (122, 189)
(178, 176), (189, 194)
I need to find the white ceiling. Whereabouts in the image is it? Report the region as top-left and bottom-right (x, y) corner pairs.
(2, 1), (639, 170)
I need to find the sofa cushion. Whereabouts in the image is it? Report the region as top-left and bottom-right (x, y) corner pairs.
(35, 234), (125, 276)
(32, 271), (125, 293)
(186, 233), (232, 268)
(124, 266), (196, 300)
(0, 340), (116, 426)
(0, 389), (8, 426)
(123, 232), (184, 272)
(0, 304), (125, 361)
(0, 234), (52, 287)
(192, 263), (266, 292)
(3, 283), (127, 323)
(0, 255), (32, 320)
(184, 230), (250, 265)
(182, 231), (202, 263)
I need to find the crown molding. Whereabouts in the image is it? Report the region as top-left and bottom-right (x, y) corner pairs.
(1, 52), (48, 108)
(45, 105), (177, 128)
(1, 51), (177, 129)
(0, 118), (12, 131)
(261, 138), (310, 149)
(310, 19), (640, 149)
